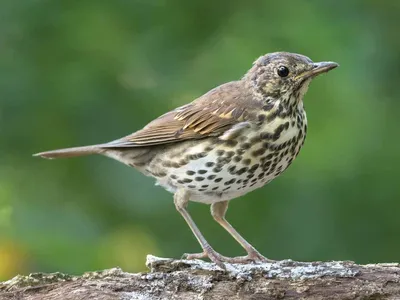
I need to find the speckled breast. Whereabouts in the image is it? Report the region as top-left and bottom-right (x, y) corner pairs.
(150, 108), (307, 204)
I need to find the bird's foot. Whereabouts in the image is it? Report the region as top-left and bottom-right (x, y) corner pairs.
(182, 248), (273, 268)
(182, 248), (227, 269)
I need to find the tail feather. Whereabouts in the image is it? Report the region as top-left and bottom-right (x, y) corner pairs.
(33, 145), (104, 159)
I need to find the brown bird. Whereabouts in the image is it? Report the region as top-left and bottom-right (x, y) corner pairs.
(34, 52), (338, 268)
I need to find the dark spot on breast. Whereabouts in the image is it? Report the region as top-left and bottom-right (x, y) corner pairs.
(290, 145), (297, 155)
(201, 184), (209, 188)
(214, 177), (223, 183)
(264, 153), (274, 160)
(207, 175), (216, 180)
(262, 161), (272, 170)
(183, 178), (193, 183)
(216, 150), (225, 156)
(252, 148), (266, 157)
(186, 170), (195, 176)
(240, 143), (251, 150)
(226, 151), (235, 158)
(195, 177), (205, 181)
(188, 185), (196, 188)
(242, 159), (251, 165)
(225, 139), (238, 147)
(233, 155), (242, 162)
(236, 167), (248, 175)
(213, 167), (222, 173)
(170, 174), (177, 179)
(228, 165), (236, 174)
(212, 186), (219, 190)
(248, 164), (260, 173)
(198, 170), (207, 174)
(224, 178), (236, 185)
(205, 162), (215, 167)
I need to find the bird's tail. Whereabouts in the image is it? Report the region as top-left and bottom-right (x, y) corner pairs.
(33, 145), (104, 159)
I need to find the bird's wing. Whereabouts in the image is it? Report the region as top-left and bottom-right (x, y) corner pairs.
(104, 81), (259, 148)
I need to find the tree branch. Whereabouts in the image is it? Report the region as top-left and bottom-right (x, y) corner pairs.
(1, 255), (399, 299)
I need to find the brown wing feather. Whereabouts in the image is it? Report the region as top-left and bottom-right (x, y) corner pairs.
(104, 81), (260, 148)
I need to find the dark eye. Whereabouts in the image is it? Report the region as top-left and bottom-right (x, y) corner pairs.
(277, 66), (289, 77)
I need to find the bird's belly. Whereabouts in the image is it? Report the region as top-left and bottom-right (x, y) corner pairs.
(152, 118), (306, 204)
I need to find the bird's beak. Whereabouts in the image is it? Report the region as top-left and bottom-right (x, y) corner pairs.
(296, 61), (339, 81)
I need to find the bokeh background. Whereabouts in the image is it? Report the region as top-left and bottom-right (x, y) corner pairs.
(1, 0), (399, 280)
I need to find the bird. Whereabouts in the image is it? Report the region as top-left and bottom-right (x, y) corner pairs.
(34, 52), (338, 268)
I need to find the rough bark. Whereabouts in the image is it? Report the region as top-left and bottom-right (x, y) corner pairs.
(1, 255), (399, 300)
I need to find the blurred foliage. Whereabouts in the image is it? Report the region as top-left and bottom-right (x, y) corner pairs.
(0, 0), (399, 280)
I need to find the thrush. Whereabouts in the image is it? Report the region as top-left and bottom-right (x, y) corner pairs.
(34, 52), (338, 268)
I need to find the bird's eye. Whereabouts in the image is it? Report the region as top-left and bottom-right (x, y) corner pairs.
(277, 66), (289, 77)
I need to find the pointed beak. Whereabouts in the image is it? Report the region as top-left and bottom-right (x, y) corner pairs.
(296, 61), (339, 81)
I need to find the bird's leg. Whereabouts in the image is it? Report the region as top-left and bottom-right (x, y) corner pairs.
(174, 189), (227, 268)
(210, 201), (274, 263)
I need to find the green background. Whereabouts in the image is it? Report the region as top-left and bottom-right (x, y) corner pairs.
(1, 0), (399, 279)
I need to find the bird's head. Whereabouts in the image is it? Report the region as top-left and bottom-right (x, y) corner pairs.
(246, 52), (338, 107)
